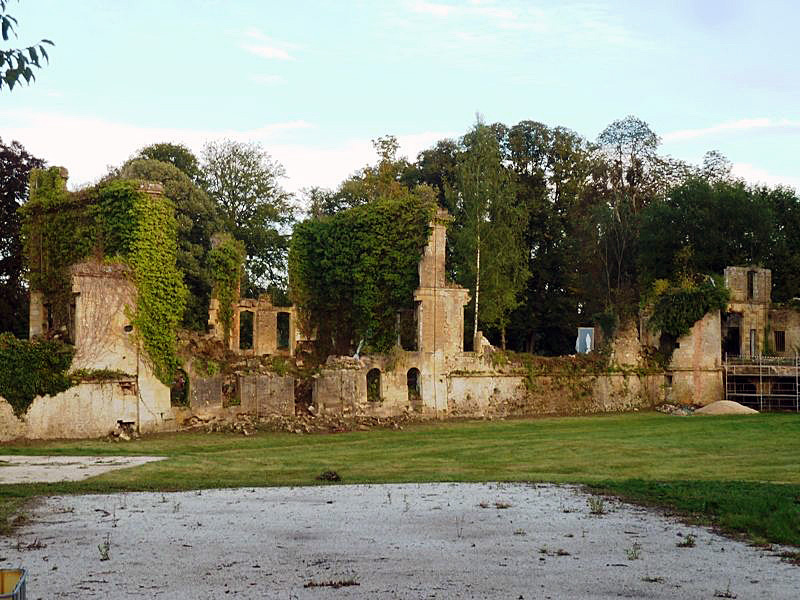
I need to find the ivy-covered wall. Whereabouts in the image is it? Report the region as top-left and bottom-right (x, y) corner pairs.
(0, 332), (75, 416)
(21, 168), (187, 384)
(288, 192), (434, 355)
(208, 233), (245, 345)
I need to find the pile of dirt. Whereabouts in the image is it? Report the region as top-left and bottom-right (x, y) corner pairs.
(179, 410), (423, 435)
(695, 400), (758, 415)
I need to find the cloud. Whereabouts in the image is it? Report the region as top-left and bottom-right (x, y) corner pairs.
(731, 162), (800, 192)
(0, 108), (452, 195)
(404, 0), (631, 42)
(240, 28), (296, 60)
(0, 109), (311, 189)
(664, 118), (800, 142)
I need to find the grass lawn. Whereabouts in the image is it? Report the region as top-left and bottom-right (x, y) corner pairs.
(1, 412), (799, 547)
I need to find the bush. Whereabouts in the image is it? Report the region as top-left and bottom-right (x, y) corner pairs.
(0, 333), (75, 416)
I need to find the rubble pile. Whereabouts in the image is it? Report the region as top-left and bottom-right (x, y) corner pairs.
(655, 403), (696, 416)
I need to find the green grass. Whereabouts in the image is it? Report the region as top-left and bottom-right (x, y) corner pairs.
(1, 412), (799, 546)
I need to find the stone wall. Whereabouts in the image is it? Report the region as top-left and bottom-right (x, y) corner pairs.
(0, 378), (175, 441)
(238, 374), (295, 417)
(767, 308), (800, 357)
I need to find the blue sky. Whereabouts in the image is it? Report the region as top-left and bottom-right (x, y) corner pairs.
(2, 0), (799, 194)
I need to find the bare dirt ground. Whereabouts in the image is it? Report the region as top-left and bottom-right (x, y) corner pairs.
(1, 483), (797, 599)
(0, 455), (166, 484)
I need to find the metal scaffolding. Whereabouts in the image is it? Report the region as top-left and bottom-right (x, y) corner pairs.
(723, 353), (800, 412)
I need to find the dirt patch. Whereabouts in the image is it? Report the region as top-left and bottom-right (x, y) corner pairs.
(0, 456), (165, 484)
(1, 483), (796, 598)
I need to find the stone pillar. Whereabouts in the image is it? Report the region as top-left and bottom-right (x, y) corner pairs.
(29, 291), (45, 338)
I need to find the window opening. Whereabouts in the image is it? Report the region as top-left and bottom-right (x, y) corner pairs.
(407, 368), (421, 410)
(775, 330), (786, 353)
(747, 270), (756, 300)
(277, 312), (290, 350)
(749, 328), (757, 358)
(366, 368), (381, 403)
(239, 310), (254, 350)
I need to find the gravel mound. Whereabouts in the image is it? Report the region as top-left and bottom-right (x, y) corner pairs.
(695, 400), (758, 415)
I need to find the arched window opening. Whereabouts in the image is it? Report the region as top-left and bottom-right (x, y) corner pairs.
(366, 368), (382, 403)
(277, 312), (290, 350)
(407, 368), (421, 411)
(239, 310), (254, 350)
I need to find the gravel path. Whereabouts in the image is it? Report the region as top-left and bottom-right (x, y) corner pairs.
(0, 456), (166, 484)
(1, 483), (796, 599)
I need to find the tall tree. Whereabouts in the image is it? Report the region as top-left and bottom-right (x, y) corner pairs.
(0, 137), (44, 336)
(112, 158), (223, 329)
(134, 143), (202, 184)
(0, 0), (52, 91)
(448, 121), (529, 347)
(201, 139), (294, 296)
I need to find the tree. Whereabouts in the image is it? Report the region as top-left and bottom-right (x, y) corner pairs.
(447, 121), (529, 348)
(638, 178), (774, 286)
(112, 158), (223, 329)
(0, 136), (44, 336)
(134, 143), (202, 184)
(1, 0), (52, 91)
(201, 139), (294, 296)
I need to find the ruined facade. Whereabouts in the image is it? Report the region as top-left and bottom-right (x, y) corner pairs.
(312, 209), (666, 417)
(0, 174), (175, 441)
(209, 295), (296, 357)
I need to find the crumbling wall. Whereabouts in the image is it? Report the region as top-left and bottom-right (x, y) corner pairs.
(767, 308), (800, 357)
(665, 310), (723, 406)
(0, 378), (174, 441)
(238, 374), (294, 417)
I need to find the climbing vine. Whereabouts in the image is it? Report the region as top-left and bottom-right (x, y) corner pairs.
(21, 169), (187, 385)
(289, 191), (435, 355)
(208, 234), (245, 345)
(0, 333), (75, 416)
(646, 276), (730, 338)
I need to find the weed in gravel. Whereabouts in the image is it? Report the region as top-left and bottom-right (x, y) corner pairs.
(98, 534), (111, 561)
(587, 496), (605, 515)
(625, 542), (642, 560)
(513, 529), (526, 536)
(677, 533), (696, 548)
(642, 575), (664, 583)
(713, 582), (737, 598)
(494, 501), (511, 509)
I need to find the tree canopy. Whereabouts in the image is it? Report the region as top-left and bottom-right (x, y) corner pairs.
(201, 139), (294, 296)
(0, 0), (52, 91)
(0, 137), (44, 336)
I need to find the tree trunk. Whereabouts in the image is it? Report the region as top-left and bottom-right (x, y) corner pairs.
(501, 325), (506, 350)
(473, 232), (480, 341)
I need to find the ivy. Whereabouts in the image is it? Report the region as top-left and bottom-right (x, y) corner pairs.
(647, 276), (730, 338)
(126, 187), (187, 383)
(289, 191), (434, 355)
(0, 333), (75, 417)
(21, 169), (187, 385)
(208, 234), (245, 345)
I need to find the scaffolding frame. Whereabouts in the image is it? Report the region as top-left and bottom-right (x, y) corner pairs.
(723, 353), (800, 412)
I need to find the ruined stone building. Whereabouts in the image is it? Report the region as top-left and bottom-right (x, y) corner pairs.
(0, 170), (175, 441)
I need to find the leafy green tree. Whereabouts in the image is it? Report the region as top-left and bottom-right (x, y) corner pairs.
(0, 137), (44, 336)
(447, 121), (529, 348)
(201, 139), (294, 296)
(639, 178), (774, 286)
(1, 0), (52, 91)
(289, 189), (435, 356)
(112, 158), (223, 329)
(503, 121), (602, 354)
(135, 143), (202, 184)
